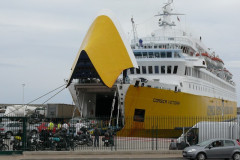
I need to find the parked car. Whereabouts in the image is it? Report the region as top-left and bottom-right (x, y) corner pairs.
(37, 122), (57, 133)
(0, 122), (39, 138)
(69, 117), (89, 128)
(183, 138), (240, 160)
(0, 122), (23, 138)
(29, 123), (41, 135)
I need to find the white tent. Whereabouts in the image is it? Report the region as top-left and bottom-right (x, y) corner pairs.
(4, 105), (38, 117)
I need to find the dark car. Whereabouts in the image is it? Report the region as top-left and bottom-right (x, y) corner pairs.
(183, 138), (240, 160)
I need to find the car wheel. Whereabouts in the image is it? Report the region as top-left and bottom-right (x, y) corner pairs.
(233, 153), (240, 160)
(2, 144), (9, 151)
(87, 140), (93, 146)
(30, 145), (36, 151)
(31, 130), (37, 136)
(5, 132), (13, 139)
(36, 144), (43, 151)
(197, 153), (206, 160)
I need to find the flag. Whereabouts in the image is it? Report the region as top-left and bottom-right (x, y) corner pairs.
(177, 16), (180, 22)
(131, 17), (134, 23)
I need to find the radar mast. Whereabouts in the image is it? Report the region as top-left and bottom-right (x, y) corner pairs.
(131, 17), (138, 44)
(155, 0), (184, 29)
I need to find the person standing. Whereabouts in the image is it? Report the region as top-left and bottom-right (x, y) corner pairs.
(62, 121), (69, 131)
(57, 122), (62, 131)
(48, 120), (54, 134)
(93, 126), (101, 147)
(75, 120), (81, 135)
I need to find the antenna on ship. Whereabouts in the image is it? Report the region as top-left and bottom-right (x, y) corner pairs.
(155, 0), (184, 28)
(131, 17), (138, 43)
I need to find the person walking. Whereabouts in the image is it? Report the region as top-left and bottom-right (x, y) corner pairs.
(93, 126), (101, 147)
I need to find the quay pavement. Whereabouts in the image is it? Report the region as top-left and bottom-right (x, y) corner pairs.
(0, 150), (183, 160)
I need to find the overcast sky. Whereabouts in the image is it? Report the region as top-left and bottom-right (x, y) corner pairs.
(0, 0), (239, 106)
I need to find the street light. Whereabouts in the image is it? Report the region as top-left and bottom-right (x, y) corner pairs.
(222, 98), (224, 120)
(22, 84), (25, 116)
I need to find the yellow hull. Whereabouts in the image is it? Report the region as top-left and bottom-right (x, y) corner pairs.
(118, 85), (237, 137)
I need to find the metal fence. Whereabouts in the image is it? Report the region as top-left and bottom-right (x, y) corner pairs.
(0, 115), (239, 152)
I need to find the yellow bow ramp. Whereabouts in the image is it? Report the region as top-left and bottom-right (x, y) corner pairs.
(67, 13), (137, 88)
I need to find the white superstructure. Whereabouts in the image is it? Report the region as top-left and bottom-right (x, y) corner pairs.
(126, 0), (236, 102)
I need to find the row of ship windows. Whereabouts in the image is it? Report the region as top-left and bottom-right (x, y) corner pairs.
(129, 65), (178, 75)
(188, 83), (234, 99)
(185, 67), (234, 92)
(133, 51), (181, 59)
(132, 44), (190, 54)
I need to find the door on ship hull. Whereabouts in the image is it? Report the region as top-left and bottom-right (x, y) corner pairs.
(95, 93), (119, 117)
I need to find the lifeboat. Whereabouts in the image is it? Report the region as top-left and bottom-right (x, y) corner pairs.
(229, 72), (233, 80)
(196, 53), (212, 68)
(223, 68), (232, 80)
(211, 57), (224, 69)
(216, 69), (225, 79)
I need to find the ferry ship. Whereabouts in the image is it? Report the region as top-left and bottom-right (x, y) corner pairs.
(67, 0), (237, 137)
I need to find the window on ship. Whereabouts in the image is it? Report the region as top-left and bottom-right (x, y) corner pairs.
(134, 52), (142, 58)
(133, 109), (145, 122)
(185, 67), (187, 75)
(173, 66), (178, 74)
(155, 52), (160, 58)
(148, 66), (153, 74)
(174, 52), (181, 58)
(149, 52), (154, 58)
(142, 66), (146, 74)
(161, 52), (166, 58)
(167, 52), (172, 58)
(167, 66), (172, 74)
(136, 67), (141, 74)
(130, 68), (134, 74)
(155, 66), (159, 74)
(143, 52), (148, 58)
(161, 66), (165, 74)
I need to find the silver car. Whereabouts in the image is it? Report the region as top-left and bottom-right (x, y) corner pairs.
(183, 138), (240, 160)
(0, 122), (40, 138)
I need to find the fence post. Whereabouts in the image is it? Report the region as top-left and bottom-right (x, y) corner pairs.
(22, 117), (27, 151)
(152, 125), (154, 150)
(115, 132), (117, 151)
(156, 125), (158, 150)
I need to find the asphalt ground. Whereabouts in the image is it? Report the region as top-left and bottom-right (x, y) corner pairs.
(0, 151), (183, 160)
(0, 151), (225, 160)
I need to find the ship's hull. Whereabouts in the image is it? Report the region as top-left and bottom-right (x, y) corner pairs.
(118, 85), (237, 137)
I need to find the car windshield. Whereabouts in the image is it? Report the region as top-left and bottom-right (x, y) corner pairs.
(196, 139), (213, 147)
(70, 118), (89, 124)
(69, 119), (79, 124)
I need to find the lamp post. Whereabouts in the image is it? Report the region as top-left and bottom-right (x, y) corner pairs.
(22, 83), (25, 116)
(222, 98), (224, 120)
